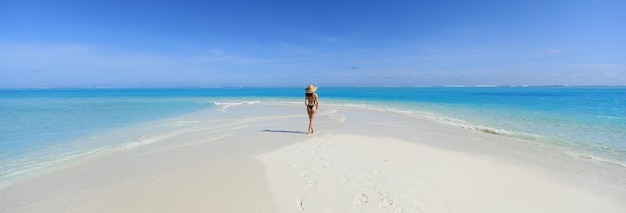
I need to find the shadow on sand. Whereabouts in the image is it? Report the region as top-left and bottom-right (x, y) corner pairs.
(262, 129), (308, 134)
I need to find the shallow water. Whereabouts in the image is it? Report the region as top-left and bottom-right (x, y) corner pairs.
(1, 87), (625, 187)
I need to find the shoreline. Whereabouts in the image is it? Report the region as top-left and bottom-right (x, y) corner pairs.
(1, 103), (625, 212)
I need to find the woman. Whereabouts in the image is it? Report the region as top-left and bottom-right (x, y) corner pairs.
(305, 84), (319, 134)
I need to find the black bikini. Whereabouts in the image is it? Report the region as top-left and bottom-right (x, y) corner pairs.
(306, 93), (318, 110)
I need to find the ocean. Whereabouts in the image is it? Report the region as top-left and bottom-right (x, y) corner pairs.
(1, 87), (625, 187)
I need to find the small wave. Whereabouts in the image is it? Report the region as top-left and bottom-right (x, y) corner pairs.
(457, 125), (513, 136)
(418, 114), (519, 137)
(602, 116), (626, 120)
(328, 102), (544, 140)
(212, 101), (261, 112)
(123, 135), (164, 149)
(342, 103), (370, 108)
(428, 116), (547, 141)
(564, 151), (626, 169)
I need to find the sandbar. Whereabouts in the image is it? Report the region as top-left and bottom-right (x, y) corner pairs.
(1, 103), (625, 212)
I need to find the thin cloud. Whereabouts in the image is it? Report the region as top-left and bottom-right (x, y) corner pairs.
(547, 49), (565, 54)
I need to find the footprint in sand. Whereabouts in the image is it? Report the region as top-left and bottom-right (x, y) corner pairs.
(378, 199), (394, 208)
(296, 193), (307, 211)
(305, 180), (317, 188)
(354, 193), (368, 206)
(376, 190), (394, 208)
(377, 190), (389, 199)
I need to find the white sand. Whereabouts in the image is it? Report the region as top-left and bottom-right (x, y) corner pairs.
(257, 133), (626, 212)
(1, 103), (625, 212)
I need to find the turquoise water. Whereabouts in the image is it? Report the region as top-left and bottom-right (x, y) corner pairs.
(323, 87), (626, 165)
(1, 87), (625, 186)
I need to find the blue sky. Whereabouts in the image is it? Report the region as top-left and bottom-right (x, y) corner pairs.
(1, 0), (624, 87)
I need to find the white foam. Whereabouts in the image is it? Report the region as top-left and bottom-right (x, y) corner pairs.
(212, 101), (261, 112)
(604, 116), (625, 120)
(326, 102), (544, 140)
(123, 135), (165, 149)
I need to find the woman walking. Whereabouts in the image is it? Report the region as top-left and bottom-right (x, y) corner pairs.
(305, 84), (319, 134)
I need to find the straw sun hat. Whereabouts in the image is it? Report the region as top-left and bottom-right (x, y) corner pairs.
(305, 84), (318, 93)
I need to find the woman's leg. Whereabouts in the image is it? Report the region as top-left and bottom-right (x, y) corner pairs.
(307, 109), (313, 133)
(309, 107), (317, 133)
